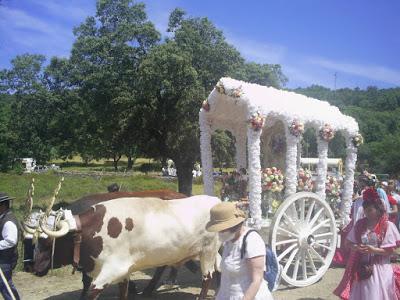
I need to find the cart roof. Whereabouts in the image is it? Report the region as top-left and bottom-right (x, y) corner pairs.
(204, 77), (359, 135)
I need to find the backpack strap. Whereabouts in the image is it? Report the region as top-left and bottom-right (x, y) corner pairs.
(240, 229), (259, 259)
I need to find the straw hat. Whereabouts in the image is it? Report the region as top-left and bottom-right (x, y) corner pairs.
(206, 202), (246, 232)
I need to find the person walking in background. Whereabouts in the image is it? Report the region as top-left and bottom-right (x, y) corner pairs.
(382, 181), (399, 225)
(206, 202), (273, 300)
(334, 188), (400, 300)
(0, 193), (20, 300)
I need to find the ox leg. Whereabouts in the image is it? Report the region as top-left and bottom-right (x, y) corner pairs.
(165, 267), (178, 285)
(90, 263), (129, 300)
(118, 279), (129, 300)
(80, 272), (92, 300)
(142, 266), (167, 296)
(198, 274), (212, 300)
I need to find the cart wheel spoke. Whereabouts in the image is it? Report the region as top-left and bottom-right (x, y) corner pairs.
(308, 207), (324, 229)
(283, 247), (299, 274)
(299, 198), (305, 221)
(282, 212), (298, 231)
(292, 253), (300, 280)
(313, 241), (332, 251)
(275, 238), (298, 246)
(277, 226), (299, 238)
(310, 219), (331, 234)
(314, 232), (334, 239)
(306, 250), (317, 275)
(302, 251), (307, 280)
(309, 245), (325, 263)
(305, 199), (315, 223)
(277, 243), (298, 261)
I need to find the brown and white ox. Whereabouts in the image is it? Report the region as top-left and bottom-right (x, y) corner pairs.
(33, 195), (221, 300)
(22, 190), (191, 298)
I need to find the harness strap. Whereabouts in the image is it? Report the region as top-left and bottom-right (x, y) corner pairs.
(72, 215), (82, 274)
(240, 229), (258, 259)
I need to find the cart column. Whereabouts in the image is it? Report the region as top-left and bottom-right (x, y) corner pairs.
(247, 125), (263, 229)
(340, 136), (358, 225)
(200, 111), (215, 196)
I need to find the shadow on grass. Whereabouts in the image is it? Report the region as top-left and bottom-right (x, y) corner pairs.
(43, 278), (203, 300)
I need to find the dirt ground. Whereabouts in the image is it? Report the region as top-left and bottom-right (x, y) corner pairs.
(14, 265), (345, 300)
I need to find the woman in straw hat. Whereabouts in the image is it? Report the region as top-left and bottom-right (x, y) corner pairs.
(207, 202), (273, 300)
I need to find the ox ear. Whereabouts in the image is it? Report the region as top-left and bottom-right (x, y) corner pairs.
(45, 177), (64, 216)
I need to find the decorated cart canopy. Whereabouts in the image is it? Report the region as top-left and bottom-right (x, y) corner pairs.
(200, 77), (361, 229)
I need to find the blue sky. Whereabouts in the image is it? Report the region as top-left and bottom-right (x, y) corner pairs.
(1, 0), (399, 89)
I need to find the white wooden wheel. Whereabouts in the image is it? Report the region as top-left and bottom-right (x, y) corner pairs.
(269, 192), (337, 287)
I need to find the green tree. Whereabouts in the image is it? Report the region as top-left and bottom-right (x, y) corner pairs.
(1, 54), (56, 163)
(232, 62), (287, 88)
(69, 0), (159, 170)
(211, 130), (236, 169)
(137, 10), (244, 195)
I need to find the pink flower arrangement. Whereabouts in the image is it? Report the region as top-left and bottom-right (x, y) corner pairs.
(297, 168), (314, 192)
(319, 124), (335, 141)
(261, 167), (284, 192)
(325, 175), (341, 197)
(289, 120), (305, 137)
(249, 111), (265, 131)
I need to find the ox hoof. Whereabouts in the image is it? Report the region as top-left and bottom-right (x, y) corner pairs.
(162, 279), (178, 286)
(128, 281), (137, 295)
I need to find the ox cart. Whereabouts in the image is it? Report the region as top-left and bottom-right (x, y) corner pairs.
(200, 77), (362, 287)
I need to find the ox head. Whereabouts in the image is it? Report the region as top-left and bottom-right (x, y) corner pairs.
(21, 178), (75, 276)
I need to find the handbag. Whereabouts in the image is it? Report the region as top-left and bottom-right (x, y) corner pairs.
(357, 256), (373, 280)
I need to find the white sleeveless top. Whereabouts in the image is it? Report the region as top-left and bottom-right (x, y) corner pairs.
(216, 228), (274, 300)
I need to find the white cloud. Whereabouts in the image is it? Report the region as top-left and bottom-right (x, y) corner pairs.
(225, 33), (287, 64)
(0, 6), (74, 61)
(28, 0), (92, 22)
(308, 57), (400, 86)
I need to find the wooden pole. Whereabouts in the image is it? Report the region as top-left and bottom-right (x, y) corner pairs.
(0, 267), (16, 300)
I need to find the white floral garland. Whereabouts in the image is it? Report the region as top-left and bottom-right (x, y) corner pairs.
(247, 125), (263, 229)
(199, 111), (215, 196)
(340, 136), (358, 226)
(316, 136), (329, 200)
(284, 124), (301, 196)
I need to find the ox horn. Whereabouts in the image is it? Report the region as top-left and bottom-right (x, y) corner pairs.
(21, 178), (37, 235)
(45, 177), (64, 216)
(39, 218), (70, 238)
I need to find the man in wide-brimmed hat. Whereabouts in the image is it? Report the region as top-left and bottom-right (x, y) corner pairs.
(0, 192), (20, 300)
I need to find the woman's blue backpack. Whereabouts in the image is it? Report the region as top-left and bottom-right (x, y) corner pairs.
(240, 229), (282, 291)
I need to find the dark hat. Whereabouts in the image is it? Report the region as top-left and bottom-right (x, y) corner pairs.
(0, 193), (14, 203)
